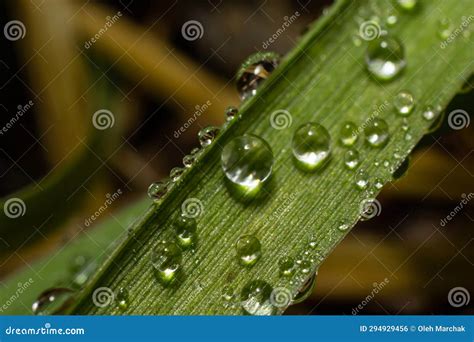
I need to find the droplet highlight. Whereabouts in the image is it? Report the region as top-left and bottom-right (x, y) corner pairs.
(364, 118), (389, 147)
(151, 241), (182, 286)
(236, 234), (262, 267)
(292, 123), (331, 171)
(394, 91), (415, 116)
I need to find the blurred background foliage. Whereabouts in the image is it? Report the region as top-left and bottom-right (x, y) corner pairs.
(0, 0), (472, 314)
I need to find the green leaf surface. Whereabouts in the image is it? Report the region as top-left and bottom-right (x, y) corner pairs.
(32, 0), (474, 315)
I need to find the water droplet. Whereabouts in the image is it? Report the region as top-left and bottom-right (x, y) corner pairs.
(71, 260), (97, 289)
(355, 169), (369, 190)
(338, 220), (350, 232)
(147, 180), (171, 200)
(344, 149), (360, 170)
(292, 123), (331, 171)
(240, 280), (275, 315)
(151, 241), (182, 286)
(386, 14), (398, 26)
(364, 118), (389, 147)
(183, 155), (196, 168)
(198, 126), (220, 147)
(117, 287), (128, 311)
(300, 260), (311, 274)
(225, 106), (239, 122)
(438, 18), (453, 40)
(175, 216), (197, 249)
(222, 285), (236, 308)
(236, 52), (280, 101)
(394, 91), (415, 115)
(32, 288), (74, 315)
(374, 178), (384, 189)
(236, 234), (261, 267)
(279, 257), (295, 277)
(170, 167), (185, 182)
(366, 35), (406, 81)
(396, 0), (417, 11)
(352, 34), (362, 47)
(422, 105), (440, 121)
(221, 134), (274, 192)
(339, 121), (358, 146)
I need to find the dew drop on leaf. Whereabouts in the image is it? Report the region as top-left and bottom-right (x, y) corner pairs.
(235, 234), (262, 267)
(366, 35), (406, 81)
(292, 123), (331, 171)
(344, 149), (360, 170)
(32, 288), (75, 315)
(394, 90), (415, 116)
(151, 241), (182, 286)
(240, 280), (275, 315)
(364, 118), (390, 147)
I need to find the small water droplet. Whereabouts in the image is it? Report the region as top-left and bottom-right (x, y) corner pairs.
(236, 234), (262, 267)
(339, 121), (358, 146)
(366, 35), (406, 81)
(394, 91), (415, 116)
(279, 257), (295, 277)
(438, 18), (453, 40)
(71, 259), (97, 289)
(396, 0), (417, 11)
(117, 287), (128, 311)
(175, 216), (197, 249)
(422, 105), (440, 121)
(225, 106), (239, 122)
(221, 134), (274, 192)
(355, 169), (369, 190)
(32, 288), (74, 315)
(386, 14), (398, 26)
(292, 123), (331, 171)
(147, 180), (171, 201)
(300, 260), (311, 274)
(344, 149), (360, 170)
(222, 285), (236, 308)
(338, 220), (350, 232)
(198, 126), (220, 147)
(237, 52), (280, 101)
(352, 34), (362, 47)
(364, 118), (389, 147)
(240, 280), (275, 315)
(170, 167), (185, 182)
(374, 178), (384, 189)
(151, 241), (182, 286)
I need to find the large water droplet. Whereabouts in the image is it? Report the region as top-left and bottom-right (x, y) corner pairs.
(198, 126), (220, 147)
(240, 280), (275, 315)
(236, 52), (280, 101)
(221, 134), (274, 192)
(151, 241), (182, 286)
(366, 35), (406, 81)
(236, 234), (262, 267)
(116, 287), (129, 311)
(339, 121), (358, 146)
(344, 149), (360, 170)
(292, 123), (331, 171)
(175, 216), (197, 249)
(394, 91), (415, 116)
(279, 256), (296, 277)
(396, 0), (417, 11)
(364, 118), (389, 147)
(32, 288), (74, 315)
(147, 180), (171, 201)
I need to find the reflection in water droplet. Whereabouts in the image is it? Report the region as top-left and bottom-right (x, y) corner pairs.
(175, 216), (197, 249)
(170, 167), (185, 182)
(364, 118), (389, 147)
(225, 106), (239, 122)
(394, 91), (415, 116)
(236, 234), (262, 267)
(396, 0), (417, 11)
(147, 180), (171, 201)
(198, 126), (220, 147)
(236, 52), (280, 101)
(221, 134), (274, 192)
(339, 121), (358, 147)
(344, 149), (360, 170)
(292, 123), (331, 171)
(32, 288), (74, 315)
(279, 257), (296, 277)
(151, 241), (182, 286)
(366, 35), (406, 81)
(240, 280), (275, 315)
(355, 169), (369, 190)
